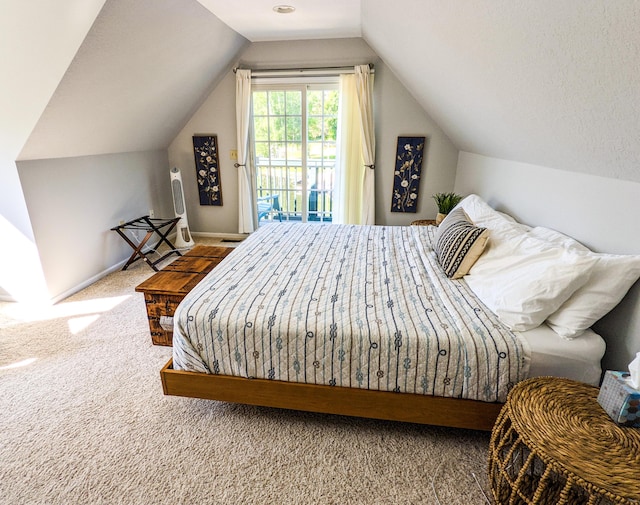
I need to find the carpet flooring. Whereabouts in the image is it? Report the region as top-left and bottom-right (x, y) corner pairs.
(0, 241), (493, 504)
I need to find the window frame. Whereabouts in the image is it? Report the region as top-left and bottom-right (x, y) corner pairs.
(251, 78), (339, 223)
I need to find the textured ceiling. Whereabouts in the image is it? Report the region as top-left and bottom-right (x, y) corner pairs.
(363, 0), (640, 182)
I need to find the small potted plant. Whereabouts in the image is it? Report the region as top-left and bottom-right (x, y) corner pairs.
(432, 192), (462, 224)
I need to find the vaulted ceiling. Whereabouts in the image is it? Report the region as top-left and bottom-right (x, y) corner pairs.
(17, 0), (640, 183)
(362, 0), (640, 183)
(18, 0), (247, 160)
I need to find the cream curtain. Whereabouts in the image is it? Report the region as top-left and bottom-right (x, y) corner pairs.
(334, 74), (363, 224)
(335, 65), (375, 225)
(355, 65), (376, 225)
(235, 69), (257, 234)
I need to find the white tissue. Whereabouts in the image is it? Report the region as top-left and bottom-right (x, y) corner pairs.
(630, 351), (640, 389)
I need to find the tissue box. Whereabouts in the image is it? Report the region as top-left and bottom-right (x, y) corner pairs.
(597, 371), (640, 427)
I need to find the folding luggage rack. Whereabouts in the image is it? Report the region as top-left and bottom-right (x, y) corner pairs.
(111, 215), (182, 271)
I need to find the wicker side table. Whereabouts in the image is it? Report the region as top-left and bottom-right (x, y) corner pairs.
(488, 377), (640, 505)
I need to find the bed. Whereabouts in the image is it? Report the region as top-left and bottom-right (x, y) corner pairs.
(161, 195), (639, 431)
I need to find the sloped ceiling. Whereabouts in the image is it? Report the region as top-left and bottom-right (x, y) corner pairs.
(18, 0), (640, 186)
(362, 0), (640, 182)
(18, 0), (248, 160)
(2, 0), (106, 160)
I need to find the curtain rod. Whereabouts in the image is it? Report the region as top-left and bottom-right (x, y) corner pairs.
(233, 63), (374, 78)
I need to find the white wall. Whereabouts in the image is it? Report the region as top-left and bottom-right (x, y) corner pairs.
(0, 0), (106, 302)
(168, 38), (459, 232)
(0, 158), (47, 302)
(455, 152), (640, 372)
(17, 151), (171, 301)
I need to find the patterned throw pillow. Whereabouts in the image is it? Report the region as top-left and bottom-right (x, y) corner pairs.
(435, 208), (489, 279)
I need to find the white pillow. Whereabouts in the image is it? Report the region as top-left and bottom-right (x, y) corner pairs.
(465, 233), (598, 332)
(528, 226), (590, 252)
(530, 227), (640, 339)
(456, 194), (531, 235)
(456, 194), (531, 261)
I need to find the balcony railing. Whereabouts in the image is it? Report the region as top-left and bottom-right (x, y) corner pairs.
(256, 159), (334, 223)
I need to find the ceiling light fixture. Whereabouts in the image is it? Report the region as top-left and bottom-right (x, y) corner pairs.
(273, 5), (295, 14)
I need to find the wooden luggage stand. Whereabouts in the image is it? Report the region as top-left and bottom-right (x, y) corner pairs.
(111, 216), (182, 271)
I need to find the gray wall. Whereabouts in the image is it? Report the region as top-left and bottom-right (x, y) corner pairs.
(168, 38), (459, 233)
(455, 152), (640, 373)
(373, 62), (459, 225)
(17, 150), (172, 301)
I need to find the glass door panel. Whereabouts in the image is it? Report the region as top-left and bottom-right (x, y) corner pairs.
(253, 86), (337, 224)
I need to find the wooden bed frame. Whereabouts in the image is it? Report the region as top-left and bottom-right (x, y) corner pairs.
(160, 359), (504, 431)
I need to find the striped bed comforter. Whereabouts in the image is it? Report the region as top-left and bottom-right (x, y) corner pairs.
(172, 223), (530, 403)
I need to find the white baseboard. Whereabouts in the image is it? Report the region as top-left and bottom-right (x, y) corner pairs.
(51, 231), (187, 303)
(50, 259), (130, 304)
(0, 259), (129, 304)
(192, 231), (248, 241)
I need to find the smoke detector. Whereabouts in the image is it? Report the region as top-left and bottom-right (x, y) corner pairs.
(273, 5), (295, 14)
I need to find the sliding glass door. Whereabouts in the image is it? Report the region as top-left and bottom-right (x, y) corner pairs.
(252, 84), (338, 223)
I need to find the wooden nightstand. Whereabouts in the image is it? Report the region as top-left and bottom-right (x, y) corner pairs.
(410, 219), (437, 226)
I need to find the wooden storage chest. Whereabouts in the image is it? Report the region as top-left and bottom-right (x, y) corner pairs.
(135, 246), (234, 346)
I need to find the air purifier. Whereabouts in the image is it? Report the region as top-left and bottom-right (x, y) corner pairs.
(170, 166), (195, 249)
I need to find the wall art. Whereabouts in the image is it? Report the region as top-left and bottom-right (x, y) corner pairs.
(390, 136), (426, 213)
(193, 134), (222, 206)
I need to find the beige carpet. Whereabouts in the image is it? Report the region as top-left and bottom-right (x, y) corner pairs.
(0, 241), (493, 505)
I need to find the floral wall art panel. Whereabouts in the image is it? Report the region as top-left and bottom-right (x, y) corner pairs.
(193, 134), (222, 206)
(390, 136), (426, 213)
